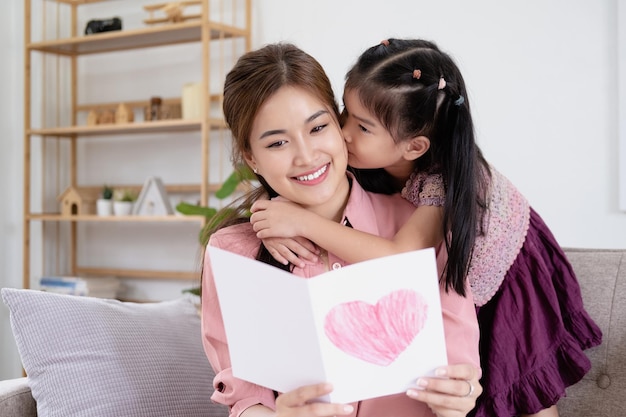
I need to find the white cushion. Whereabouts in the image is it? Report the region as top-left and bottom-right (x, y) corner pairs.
(2, 288), (227, 417)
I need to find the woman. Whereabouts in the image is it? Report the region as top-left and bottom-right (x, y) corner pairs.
(201, 42), (481, 417)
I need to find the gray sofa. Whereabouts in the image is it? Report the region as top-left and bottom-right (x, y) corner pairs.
(1, 248), (624, 416)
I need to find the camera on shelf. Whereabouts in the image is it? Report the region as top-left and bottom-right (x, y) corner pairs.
(84, 17), (122, 35)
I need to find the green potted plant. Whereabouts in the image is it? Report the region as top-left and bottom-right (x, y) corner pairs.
(96, 185), (114, 216)
(176, 164), (256, 243)
(177, 165), (256, 296)
(113, 188), (138, 216)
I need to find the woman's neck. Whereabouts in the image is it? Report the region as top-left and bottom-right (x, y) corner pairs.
(306, 175), (351, 224)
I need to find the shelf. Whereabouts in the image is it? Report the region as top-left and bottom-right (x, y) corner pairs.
(75, 266), (199, 281)
(27, 213), (206, 223)
(28, 20), (247, 56)
(27, 118), (227, 137)
(74, 94), (222, 112)
(55, 0), (111, 5)
(74, 182), (227, 194)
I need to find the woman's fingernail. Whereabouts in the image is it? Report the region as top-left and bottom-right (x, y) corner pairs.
(343, 405), (354, 413)
(435, 368), (447, 377)
(416, 378), (428, 388)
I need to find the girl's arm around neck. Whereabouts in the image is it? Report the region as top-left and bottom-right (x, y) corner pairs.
(250, 200), (444, 264)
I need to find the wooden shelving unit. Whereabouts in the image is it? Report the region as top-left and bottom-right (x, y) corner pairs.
(27, 214), (206, 222)
(23, 0), (251, 297)
(27, 118), (229, 137)
(27, 20), (247, 55)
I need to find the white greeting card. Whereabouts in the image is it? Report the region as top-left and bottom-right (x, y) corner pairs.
(208, 246), (447, 404)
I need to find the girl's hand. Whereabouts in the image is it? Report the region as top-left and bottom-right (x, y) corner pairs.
(406, 364), (482, 417)
(261, 236), (319, 267)
(275, 383), (354, 417)
(250, 200), (309, 239)
(252, 199), (320, 267)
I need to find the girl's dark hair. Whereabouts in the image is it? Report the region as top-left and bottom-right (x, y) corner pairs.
(347, 38), (490, 296)
(203, 43), (340, 271)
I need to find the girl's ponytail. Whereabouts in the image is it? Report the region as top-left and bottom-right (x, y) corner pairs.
(436, 93), (487, 295)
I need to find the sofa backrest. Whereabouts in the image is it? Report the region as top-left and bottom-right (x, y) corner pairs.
(557, 249), (625, 417)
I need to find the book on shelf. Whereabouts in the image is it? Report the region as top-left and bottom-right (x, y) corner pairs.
(39, 276), (121, 299)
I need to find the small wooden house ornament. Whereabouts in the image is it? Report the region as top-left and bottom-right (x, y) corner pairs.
(86, 110), (99, 126)
(132, 176), (174, 216)
(57, 186), (100, 216)
(98, 109), (115, 124)
(115, 103), (134, 124)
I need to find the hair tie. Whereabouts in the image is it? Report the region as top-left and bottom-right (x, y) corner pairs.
(412, 69), (422, 79)
(454, 95), (465, 106)
(380, 39), (390, 46)
(438, 76), (446, 90)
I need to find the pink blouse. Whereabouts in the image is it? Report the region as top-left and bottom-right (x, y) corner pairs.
(202, 177), (480, 417)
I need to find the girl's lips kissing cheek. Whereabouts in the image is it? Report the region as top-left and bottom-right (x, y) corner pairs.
(292, 163), (329, 185)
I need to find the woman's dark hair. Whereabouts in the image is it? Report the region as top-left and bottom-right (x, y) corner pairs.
(203, 43), (340, 271)
(347, 38), (490, 296)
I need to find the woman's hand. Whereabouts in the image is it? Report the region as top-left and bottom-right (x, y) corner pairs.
(275, 383), (354, 417)
(406, 364), (482, 417)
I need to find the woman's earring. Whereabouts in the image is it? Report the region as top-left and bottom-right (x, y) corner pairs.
(253, 167), (258, 174)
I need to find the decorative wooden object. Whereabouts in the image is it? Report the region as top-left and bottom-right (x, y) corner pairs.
(161, 103), (181, 120)
(98, 109), (115, 124)
(115, 103), (134, 124)
(86, 110), (99, 126)
(143, 1), (202, 25)
(57, 186), (100, 216)
(145, 102), (182, 121)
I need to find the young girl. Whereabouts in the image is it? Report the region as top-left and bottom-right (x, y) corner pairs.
(202, 42), (482, 417)
(250, 38), (602, 417)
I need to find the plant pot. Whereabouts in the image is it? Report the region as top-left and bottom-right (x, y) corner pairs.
(113, 201), (133, 216)
(96, 199), (113, 216)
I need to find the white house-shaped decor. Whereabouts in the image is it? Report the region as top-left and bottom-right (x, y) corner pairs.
(132, 176), (173, 216)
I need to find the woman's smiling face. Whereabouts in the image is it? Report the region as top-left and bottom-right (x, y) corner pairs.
(245, 86), (350, 218)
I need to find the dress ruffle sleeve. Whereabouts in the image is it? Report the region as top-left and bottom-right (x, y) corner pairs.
(401, 170), (446, 207)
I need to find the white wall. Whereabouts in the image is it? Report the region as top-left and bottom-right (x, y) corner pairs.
(251, 0), (625, 249)
(1, 0), (25, 381)
(2, 0), (624, 379)
(619, 1), (626, 210)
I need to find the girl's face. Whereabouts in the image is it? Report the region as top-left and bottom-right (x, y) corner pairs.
(246, 86), (350, 219)
(342, 89), (416, 182)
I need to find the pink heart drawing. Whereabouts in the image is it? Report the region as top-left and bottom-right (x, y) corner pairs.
(324, 289), (428, 366)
